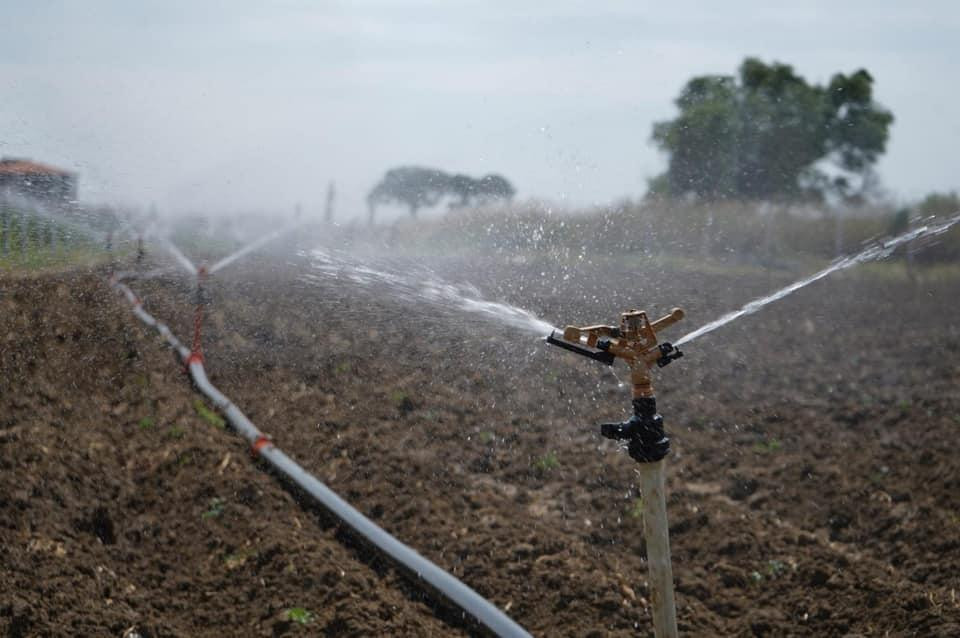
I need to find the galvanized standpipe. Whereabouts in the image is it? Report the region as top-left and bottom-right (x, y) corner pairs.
(637, 461), (678, 638)
(601, 379), (679, 638)
(631, 367), (679, 638)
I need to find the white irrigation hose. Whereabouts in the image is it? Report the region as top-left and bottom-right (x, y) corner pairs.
(109, 276), (531, 638)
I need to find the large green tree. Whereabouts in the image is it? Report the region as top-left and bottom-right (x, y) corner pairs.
(650, 58), (894, 201)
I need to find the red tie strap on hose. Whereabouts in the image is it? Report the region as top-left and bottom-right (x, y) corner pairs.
(251, 435), (273, 457)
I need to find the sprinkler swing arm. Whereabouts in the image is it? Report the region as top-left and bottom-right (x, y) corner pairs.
(546, 308), (684, 369)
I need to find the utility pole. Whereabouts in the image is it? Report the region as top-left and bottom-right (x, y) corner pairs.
(324, 181), (336, 223)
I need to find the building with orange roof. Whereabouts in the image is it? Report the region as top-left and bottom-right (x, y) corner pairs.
(0, 158), (77, 204)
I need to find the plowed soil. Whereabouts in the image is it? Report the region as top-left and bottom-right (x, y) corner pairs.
(3, 244), (959, 637)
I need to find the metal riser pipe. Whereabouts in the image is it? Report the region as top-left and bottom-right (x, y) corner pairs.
(109, 277), (531, 638)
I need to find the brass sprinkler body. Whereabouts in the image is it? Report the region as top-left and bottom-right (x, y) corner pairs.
(546, 308), (684, 462)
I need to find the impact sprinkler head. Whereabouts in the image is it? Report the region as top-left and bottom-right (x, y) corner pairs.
(545, 307), (685, 463)
(546, 308), (686, 638)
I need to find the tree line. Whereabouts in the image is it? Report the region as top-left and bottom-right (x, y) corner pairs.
(367, 58), (901, 218)
(367, 167), (515, 223)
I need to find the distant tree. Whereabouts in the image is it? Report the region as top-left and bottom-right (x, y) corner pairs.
(474, 174), (516, 204)
(650, 58), (894, 202)
(447, 173), (516, 208)
(368, 167), (517, 221)
(447, 173), (478, 208)
(916, 191), (959, 216)
(367, 166), (451, 223)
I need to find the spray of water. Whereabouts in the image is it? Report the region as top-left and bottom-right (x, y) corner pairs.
(1, 192), (109, 243)
(675, 214), (960, 346)
(209, 223), (298, 274)
(303, 248), (558, 335)
(157, 237), (198, 276)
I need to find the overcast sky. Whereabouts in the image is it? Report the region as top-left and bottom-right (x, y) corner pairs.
(1, 1), (958, 219)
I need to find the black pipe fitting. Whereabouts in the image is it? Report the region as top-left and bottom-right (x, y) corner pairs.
(600, 397), (670, 463)
(656, 342), (683, 368)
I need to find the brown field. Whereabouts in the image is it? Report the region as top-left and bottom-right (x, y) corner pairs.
(3, 236), (959, 636)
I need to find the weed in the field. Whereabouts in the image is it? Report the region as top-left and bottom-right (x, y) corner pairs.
(533, 451), (559, 473)
(167, 425), (185, 439)
(194, 399), (225, 428)
(479, 431), (496, 444)
(202, 497), (226, 519)
(285, 607), (314, 625)
(766, 559), (787, 577)
(389, 390), (414, 412)
(752, 438), (782, 454)
(137, 416), (155, 430)
(626, 497), (644, 519)
(751, 559), (789, 585)
(869, 465), (890, 486)
(223, 549), (255, 570)
(334, 361), (351, 375)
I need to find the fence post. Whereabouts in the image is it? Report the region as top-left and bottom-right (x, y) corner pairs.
(19, 211), (27, 258)
(1, 207), (8, 256)
(325, 181), (336, 223)
(834, 209), (845, 258)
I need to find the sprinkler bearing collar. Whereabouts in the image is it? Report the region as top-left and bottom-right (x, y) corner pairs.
(600, 397), (670, 463)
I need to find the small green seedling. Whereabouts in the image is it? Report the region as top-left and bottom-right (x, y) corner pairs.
(626, 497), (644, 520)
(223, 549), (255, 570)
(334, 361), (351, 375)
(751, 559), (788, 585)
(194, 399), (225, 428)
(479, 431), (496, 445)
(752, 438), (782, 454)
(533, 451), (559, 473)
(202, 497), (226, 519)
(389, 389), (414, 412)
(137, 416), (155, 430)
(765, 559), (787, 578)
(285, 607), (314, 625)
(167, 425), (185, 439)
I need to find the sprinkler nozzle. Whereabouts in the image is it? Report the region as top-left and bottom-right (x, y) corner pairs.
(656, 342), (683, 368)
